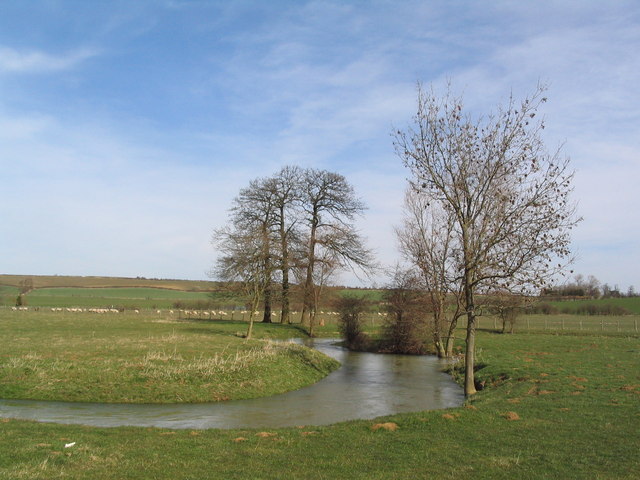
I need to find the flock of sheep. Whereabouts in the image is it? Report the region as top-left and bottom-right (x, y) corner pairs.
(9, 306), (390, 318)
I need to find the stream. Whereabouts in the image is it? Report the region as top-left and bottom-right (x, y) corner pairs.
(0, 339), (464, 429)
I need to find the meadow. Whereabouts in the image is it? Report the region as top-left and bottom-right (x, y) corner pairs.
(1, 277), (639, 478)
(0, 310), (335, 404)
(1, 320), (638, 479)
(22, 287), (215, 310)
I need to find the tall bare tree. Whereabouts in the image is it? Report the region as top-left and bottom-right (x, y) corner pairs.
(266, 166), (304, 324)
(396, 189), (463, 358)
(394, 83), (580, 395)
(232, 178), (280, 323)
(298, 169), (374, 334)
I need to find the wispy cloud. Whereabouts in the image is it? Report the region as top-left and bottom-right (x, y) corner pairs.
(0, 46), (98, 73)
(0, 1), (638, 287)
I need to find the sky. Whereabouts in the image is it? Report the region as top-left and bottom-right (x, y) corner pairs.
(1, 0), (638, 291)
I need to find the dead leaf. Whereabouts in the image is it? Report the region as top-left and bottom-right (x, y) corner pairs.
(371, 422), (399, 431)
(255, 432), (277, 438)
(232, 437), (247, 443)
(504, 412), (520, 421)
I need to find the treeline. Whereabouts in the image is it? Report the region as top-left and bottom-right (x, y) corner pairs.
(541, 274), (638, 299)
(527, 302), (631, 316)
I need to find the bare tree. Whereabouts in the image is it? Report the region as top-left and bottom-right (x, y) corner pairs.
(487, 291), (527, 334)
(266, 166), (304, 324)
(396, 189), (464, 358)
(394, 83), (580, 395)
(298, 168), (375, 334)
(231, 178), (280, 323)
(212, 226), (267, 339)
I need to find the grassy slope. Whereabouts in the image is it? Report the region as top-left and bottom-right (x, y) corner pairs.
(0, 274), (218, 291)
(1, 330), (638, 479)
(0, 311), (337, 403)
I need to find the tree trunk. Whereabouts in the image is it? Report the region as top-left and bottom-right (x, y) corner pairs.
(301, 211), (318, 326)
(463, 266), (477, 396)
(262, 284), (272, 323)
(279, 207), (291, 324)
(261, 226), (273, 324)
(445, 318), (457, 357)
(464, 313), (477, 395)
(281, 272), (290, 324)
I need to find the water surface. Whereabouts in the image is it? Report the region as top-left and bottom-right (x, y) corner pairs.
(0, 339), (463, 429)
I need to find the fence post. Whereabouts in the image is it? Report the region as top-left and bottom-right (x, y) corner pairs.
(601, 318), (604, 331)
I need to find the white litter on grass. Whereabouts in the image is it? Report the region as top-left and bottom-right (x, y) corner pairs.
(64, 442), (76, 448)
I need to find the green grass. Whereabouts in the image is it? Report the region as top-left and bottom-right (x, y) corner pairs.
(0, 274), (219, 291)
(0, 285), (20, 306)
(23, 287), (216, 309)
(0, 310), (337, 403)
(544, 297), (640, 314)
(1, 330), (638, 479)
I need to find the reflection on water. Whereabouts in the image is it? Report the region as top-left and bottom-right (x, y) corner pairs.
(0, 339), (463, 429)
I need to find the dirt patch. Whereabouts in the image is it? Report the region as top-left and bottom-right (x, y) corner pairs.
(621, 384), (640, 392)
(503, 411), (521, 421)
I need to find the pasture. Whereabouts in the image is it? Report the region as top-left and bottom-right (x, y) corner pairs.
(0, 309), (337, 403)
(22, 287), (215, 309)
(0, 320), (638, 479)
(1, 278), (639, 478)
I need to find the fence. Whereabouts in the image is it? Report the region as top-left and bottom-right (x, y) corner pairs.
(465, 315), (640, 334)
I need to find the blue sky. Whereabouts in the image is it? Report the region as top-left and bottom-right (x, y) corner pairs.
(1, 0), (638, 291)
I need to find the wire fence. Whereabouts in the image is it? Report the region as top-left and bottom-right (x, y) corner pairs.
(466, 315), (640, 334)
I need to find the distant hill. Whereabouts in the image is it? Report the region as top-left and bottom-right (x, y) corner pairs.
(0, 274), (219, 292)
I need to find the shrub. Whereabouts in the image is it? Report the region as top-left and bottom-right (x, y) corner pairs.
(527, 302), (558, 315)
(336, 296), (370, 350)
(380, 287), (430, 355)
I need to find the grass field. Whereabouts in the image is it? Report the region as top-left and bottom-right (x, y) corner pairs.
(1, 325), (638, 479)
(0, 274), (219, 291)
(544, 296), (640, 314)
(21, 287), (218, 309)
(1, 275), (639, 477)
(0, 310), (337, 403)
